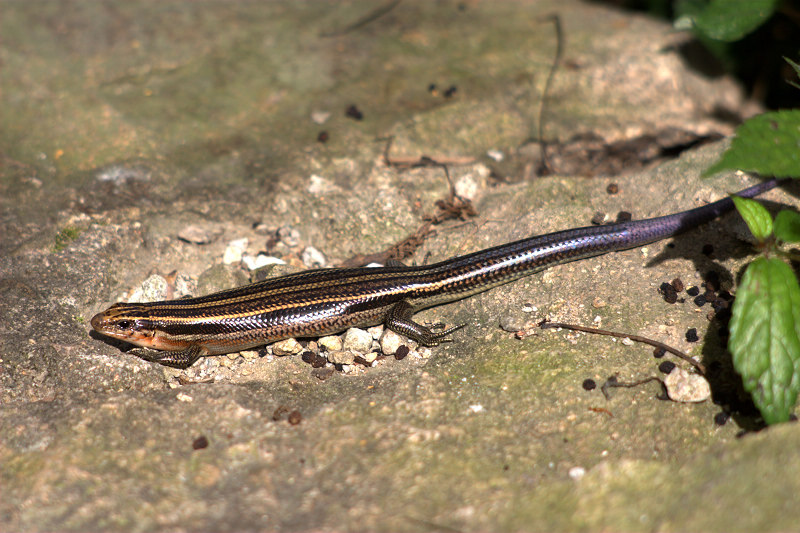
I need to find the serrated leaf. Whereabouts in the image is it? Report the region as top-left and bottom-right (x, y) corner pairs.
(732, 196), (773, 242)
(690, 0), (778, 42)
(785, 56), (800, 90)
(704, 110), (800, 178)
(774, 210), (800, 244)
(730, 257), (800, 424)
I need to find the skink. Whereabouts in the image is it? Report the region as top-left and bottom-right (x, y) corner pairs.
(91, 179), (780, 369)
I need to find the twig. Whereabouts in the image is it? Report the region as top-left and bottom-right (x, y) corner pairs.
(600, 375), (667, 401)
(535, 14), (563, 175)
(320, 0), (403, 37)
(539, 320), (706, 375)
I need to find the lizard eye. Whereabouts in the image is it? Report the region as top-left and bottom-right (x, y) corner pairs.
(116, 320), (133, 330)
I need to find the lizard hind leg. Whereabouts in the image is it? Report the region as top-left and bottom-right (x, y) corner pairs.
(386, 300), (465, 346)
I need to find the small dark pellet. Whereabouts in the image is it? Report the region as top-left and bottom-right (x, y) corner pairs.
(192, 436), (209, 450)
(302, 350), (327, 368)
(345, 104), (363, 120)
(671, 278), (684, 293)
(653, 347), (666, 358)
(606, 183), (619, 195)
(685, 328), (699, 342)
(582, 379), (596, 391)
(658, 361), (676, 374)
(687, 286), (700, 297)
(693, 294), (707, 307)
(660, 282), (678, 304)
(714, 411), (730, 426)
(395, 345), (410, 360)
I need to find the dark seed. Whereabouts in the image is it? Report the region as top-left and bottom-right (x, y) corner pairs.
(345, 104), (363, 120)
(671, 278), (684, 292)
(395, 345), (410, 360)
(660, 282), (678, 304)
(658, 361), (676, 374)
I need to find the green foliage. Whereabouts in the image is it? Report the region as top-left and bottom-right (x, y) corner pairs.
(774, 210), (800, 244)
(732, 196), (773, 242)
(708, 96), (800, 423)
(703, 110), (800, 178)
(785, 56), (800, 90)
(729, 257), (800, 424)
(729, 179), (800, 423)
(53, 225), (81, 252)
(674, 0), (779, 42)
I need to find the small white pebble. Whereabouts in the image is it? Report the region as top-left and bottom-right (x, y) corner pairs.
(468, 404), (484, 413)
(569, 466), (586, 480)
(621, 337), (634, 346)
(664, 367), (711, 403)
(486, 149), (504, 162)
(176, 392), (193, 402)
(367, 325), (384, 339)
(318, 335), (343, 352)
(307, 175), (339, 195)
(310, 110), (331, 124)
(223, 238), (248, 264)
(272, 338), (303, 356)
(379, 329), (406, 355)
(327, 350), (355, 365)
(277, 226), (301, 247)
(361, 352), (379, 364)
(343, 328), (372, 352)
(454, 173), (479, 200)
(301, 246), (327, 268)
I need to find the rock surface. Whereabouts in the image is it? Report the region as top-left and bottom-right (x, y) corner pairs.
(1, 1), (797, 531)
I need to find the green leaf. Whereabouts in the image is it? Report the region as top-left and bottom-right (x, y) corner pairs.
(704, 110), (800, 177)
(785, 56), (800, 90)
(675, 0), (778, 42)
(732, 196), (773, 242)
(774, 210), (800, 244)
(730, 257), (800, 424)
